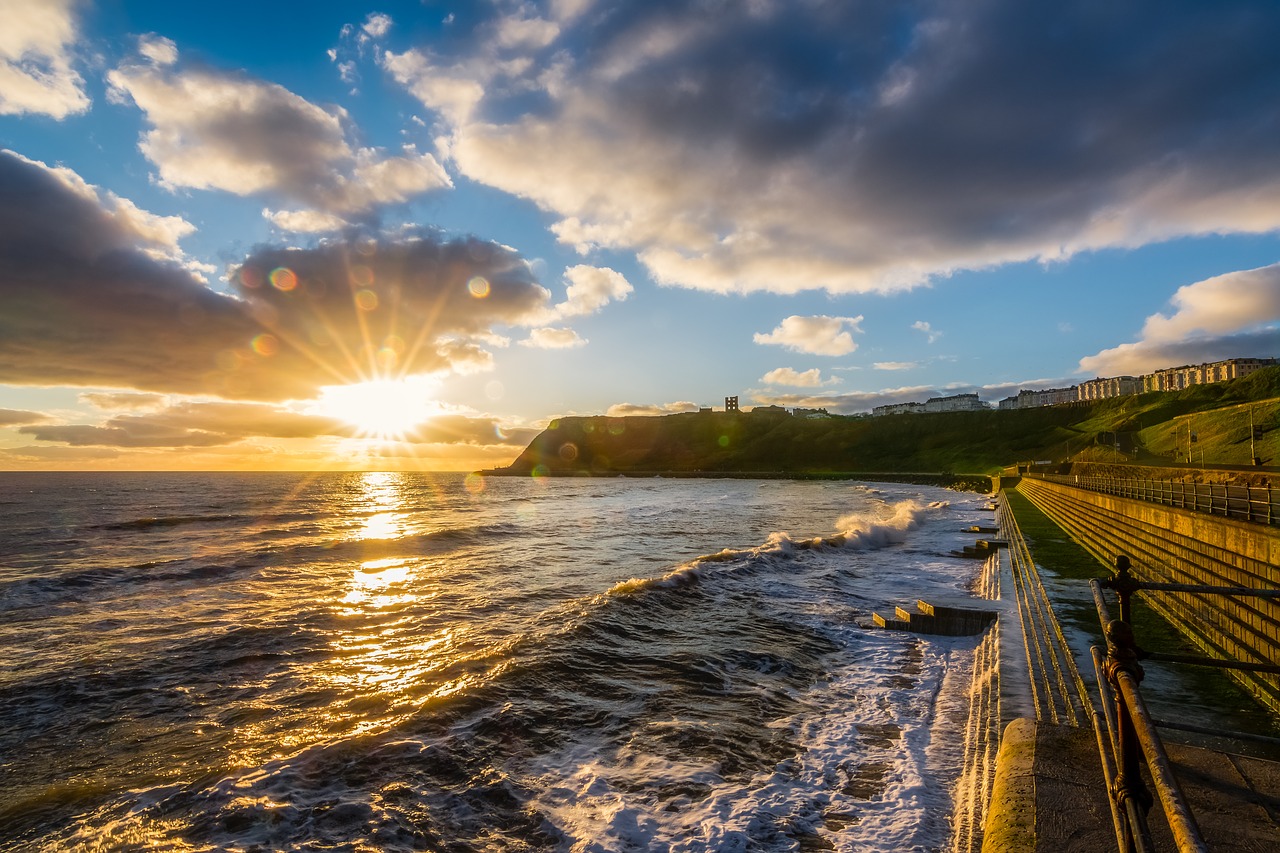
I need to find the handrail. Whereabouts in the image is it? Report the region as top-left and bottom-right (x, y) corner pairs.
(1029, 473), (1277, 526)
(1090, 554), (1213, 853)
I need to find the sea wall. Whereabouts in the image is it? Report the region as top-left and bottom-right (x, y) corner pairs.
(1016, 477), (1280, 713)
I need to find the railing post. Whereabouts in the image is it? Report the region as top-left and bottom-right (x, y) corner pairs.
(1106, 554), (1139, 624)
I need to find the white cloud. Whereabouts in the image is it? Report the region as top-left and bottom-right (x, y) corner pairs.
(137, 34), (178, 66)
(754, 315), (864, 356)
(874, 361), (919, 371)
(1079, 263), (1280, 376)
(760, 367), (840, 387)
(521, 327), (587, 349)
(107, 60), (451, 216)
(0, 0), (89, 118)
(262, 207), (349, 233)
(362, 13), (394, 39)
(912, 321), (941, 344)
(381, 48), (486, 124)
(552, 265), (633, 318)
(495, 12), (560, 49)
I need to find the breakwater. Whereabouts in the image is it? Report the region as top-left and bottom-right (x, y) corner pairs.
(1015, 476), (1280, 713)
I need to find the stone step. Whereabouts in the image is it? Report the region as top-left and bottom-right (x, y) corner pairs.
(872, 612), (912, 630)
(875, 600), (998, 636)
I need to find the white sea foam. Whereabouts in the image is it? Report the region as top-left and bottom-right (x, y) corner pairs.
(525, 630), (979, 852)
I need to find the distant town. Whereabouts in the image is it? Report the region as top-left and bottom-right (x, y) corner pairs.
(712, 356), (1278, 418)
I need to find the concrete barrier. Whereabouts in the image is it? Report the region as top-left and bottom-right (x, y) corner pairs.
(1017, 477), (1280, 713)
(980, 718), (1038, 853)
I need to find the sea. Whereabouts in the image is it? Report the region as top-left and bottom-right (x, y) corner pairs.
(0, 472), (999, 852)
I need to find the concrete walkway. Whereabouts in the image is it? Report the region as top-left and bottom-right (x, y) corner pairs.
(984, 718), (1280, 852)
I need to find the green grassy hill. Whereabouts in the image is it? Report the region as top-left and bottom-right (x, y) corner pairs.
(489, 366), (1280, 478)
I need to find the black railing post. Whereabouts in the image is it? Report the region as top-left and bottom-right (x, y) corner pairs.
(1103, 554), (1140, 624)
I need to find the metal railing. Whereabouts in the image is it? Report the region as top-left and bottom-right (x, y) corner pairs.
(1088, 555), (1280, 852)
(1032, 474), (1277, 525)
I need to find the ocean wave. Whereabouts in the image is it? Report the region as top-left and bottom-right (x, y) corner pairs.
(603, 499), (947, 599)
(97, 513), (253, 531)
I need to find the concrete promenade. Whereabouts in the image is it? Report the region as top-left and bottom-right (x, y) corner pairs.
(985, 718), (1280, 852)
(980, 489), (1280, 852)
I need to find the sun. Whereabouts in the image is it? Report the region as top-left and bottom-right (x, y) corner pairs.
(315, 377), (439, 439)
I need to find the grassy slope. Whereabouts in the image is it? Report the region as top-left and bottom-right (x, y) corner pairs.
(495, 366), (1280, 476)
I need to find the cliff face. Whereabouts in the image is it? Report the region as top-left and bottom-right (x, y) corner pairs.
(486, 369), (1280, 478)
(491, 409), (1033, 476)
(498, 412), (768, 475)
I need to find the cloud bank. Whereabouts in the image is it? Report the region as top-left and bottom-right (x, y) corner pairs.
(0, 151), (552, 401)
(108, 44), (450, 229)
(16, 399), (535, 450)
(384, 1), (1280, 295)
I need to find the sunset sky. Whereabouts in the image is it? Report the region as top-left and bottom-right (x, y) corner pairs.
(2, 0), (1279, 471)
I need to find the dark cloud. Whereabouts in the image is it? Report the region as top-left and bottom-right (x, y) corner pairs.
(18, 423), (235, 448)
(79, 392), (169, 411)
(0, 151), (551, 400)
(0, 408), (51, 427)
(18, 401), (345, 447)
(232, 234), (549, 382)
(405, 415), (538, 447)
(396, 0), (1280, 293)
(17, 398), (534, 449)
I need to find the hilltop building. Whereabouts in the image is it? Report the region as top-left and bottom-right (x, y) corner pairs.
(1077, 375), (1141, 401)
(873, 393), (986, 416)
(993, 356), (1275, 411)
(924, 393), (987, 413)
(1143, 358), (1276, 392)
(793, 407), (831, 419)
(749, 404), (789, 417)
(997, 386), (1079, 410)
(725, 396), (739, 412)
(872, 401), (926, 416)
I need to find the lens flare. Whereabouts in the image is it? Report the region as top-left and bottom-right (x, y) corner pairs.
(355, 289), (379, 311)
(464, 473), (485, 494)
(351, 265), (375, 287)
(467, 276), (490, 298)
(269, 267), (298, 291)
(238, 266), (265, 289)
(251, 333), (279, 356)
